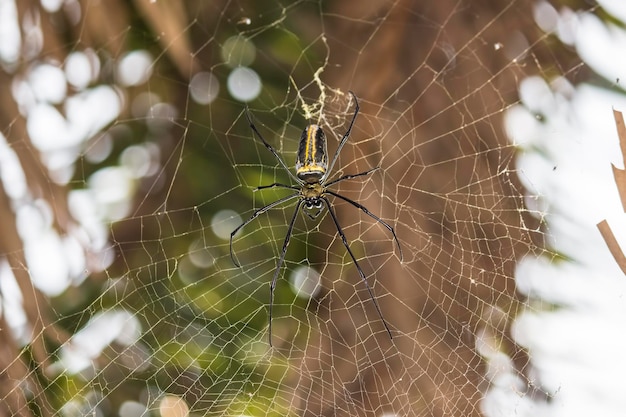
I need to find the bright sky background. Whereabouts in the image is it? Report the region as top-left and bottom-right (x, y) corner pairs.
(493, 2), (626, 416)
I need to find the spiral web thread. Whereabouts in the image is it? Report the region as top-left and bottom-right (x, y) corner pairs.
(0, 1), (615, 417)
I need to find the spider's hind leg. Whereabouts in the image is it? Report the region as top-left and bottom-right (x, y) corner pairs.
(320, 196), (394, 340)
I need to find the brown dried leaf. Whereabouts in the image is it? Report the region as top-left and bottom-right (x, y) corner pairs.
(597, 219), (626, 275)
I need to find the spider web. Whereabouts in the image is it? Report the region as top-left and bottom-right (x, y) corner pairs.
(1, 1), (625, 416)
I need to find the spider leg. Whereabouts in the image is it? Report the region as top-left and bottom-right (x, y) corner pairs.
(325, 191), (403, 261)
(256, 183), (300, 191)
(230, 193), (300, 267)
(325, 166), (380, 188)
(268, 199), (303, 347)
(324, 91), (359, 180)
(321, 196), (393, 341)
(244, 109), (302, 184)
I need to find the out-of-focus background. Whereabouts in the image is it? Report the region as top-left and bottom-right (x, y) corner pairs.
(1, 1), (625, 416)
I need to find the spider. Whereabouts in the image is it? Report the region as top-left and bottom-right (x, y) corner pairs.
(230, 91), (403, 346)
